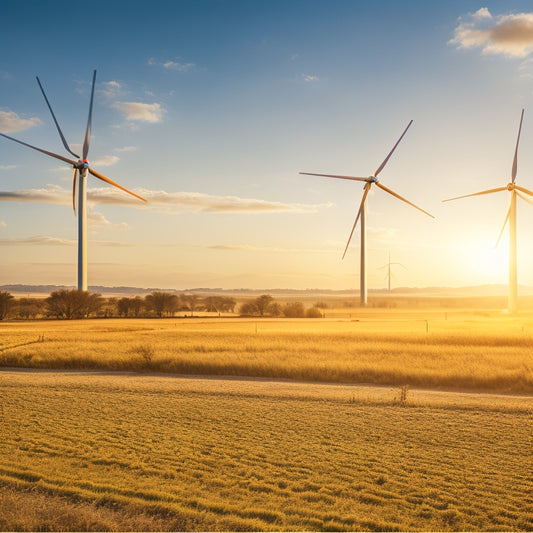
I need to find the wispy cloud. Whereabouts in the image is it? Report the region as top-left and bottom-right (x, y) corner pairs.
(0, 235), (75, 246)
(450, 7), (533, 58)
(98, 80), (122, 99)
(302, 74), (319, 82)
(0, 235), (132, 247)
(0, 164), (17, 170)
(114, 146), (137, 153)
(0, 184), (332, 214)
(208, 244), (335, 253)
(88, 208), (129, 229)
(90, 155), (120, 167)
(0, 110), (41, 133)
(148, 57), (195, 71)
(0, 220), (6, 229)
(112, 102), (164, 123)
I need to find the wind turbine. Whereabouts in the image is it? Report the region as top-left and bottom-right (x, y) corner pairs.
(0, 70), (146, 291)
(379, 251), (406, 292)
(300, 120), (434, 307)
(443, 109), (532, 313)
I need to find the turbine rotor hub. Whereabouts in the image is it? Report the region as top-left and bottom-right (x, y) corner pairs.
(75, 159), (90, 170)
(507, 182), (515, 191)
(369, 176), (378, 183)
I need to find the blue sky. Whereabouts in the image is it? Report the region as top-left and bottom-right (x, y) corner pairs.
(2, 0), (533, 290)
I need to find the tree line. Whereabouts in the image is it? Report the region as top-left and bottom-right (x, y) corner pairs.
(0, 290), (323, 320)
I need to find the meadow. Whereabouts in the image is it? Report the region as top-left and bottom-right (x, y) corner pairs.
(0, 310), (532, 530)
(1, 371), (531, 531)
(1, 309), (533, 393)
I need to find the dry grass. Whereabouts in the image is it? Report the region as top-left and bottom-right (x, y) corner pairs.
(1, 371), (531, 531)
(1, 312), (533, 393)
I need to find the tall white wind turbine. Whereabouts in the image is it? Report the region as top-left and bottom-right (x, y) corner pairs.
(0, 70), (146, 290)
(443, 109), (532, 313)
(301, 120), (434, 306)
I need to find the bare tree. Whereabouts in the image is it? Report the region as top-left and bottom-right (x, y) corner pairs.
(46, 290), (103, 319)
(182, 294), (202, 317)
(0, 291), (14, 320)
(145, 292), (178, 317)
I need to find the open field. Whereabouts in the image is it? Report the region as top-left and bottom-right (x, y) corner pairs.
(1, 370), (531, 531)
(1, 310), (533, 393)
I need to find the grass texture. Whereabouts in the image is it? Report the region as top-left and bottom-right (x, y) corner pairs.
(0, 371), (531, 531)
(1, 311), (533, 393)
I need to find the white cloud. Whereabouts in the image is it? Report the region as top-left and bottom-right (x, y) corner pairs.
(98, 80), (122, 99)
(112, 102), (164, 123)
(0, 164), (16, 170)
(149, 57), (195, 71)
(302, 74), (319, 82)
(0, 110), (41, 133)
(0, 184), (332, 214)
(91, 155), (120, 167)
(0, 220), (6, 229)
(450, 8), (533, 58)
(88, 208), (129, 229)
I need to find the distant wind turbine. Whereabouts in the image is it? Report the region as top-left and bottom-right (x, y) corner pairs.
(0, 70), (146, 291)
(443, 109), (532, 313)
(300, 120), (434, 307)
(379, 251), (406, 292)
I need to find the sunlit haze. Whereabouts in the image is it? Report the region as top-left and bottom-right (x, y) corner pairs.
(2, 0), (533, 290)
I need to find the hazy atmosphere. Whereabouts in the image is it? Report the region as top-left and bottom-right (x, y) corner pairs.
(2, 0), (533, 290)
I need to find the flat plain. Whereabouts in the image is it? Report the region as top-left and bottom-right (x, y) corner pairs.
(1, 310), (532, 530)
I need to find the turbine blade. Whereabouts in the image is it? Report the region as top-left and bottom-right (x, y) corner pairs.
(342, 184), (371, 260)
(375, 182), (434, 218)
(512, 109), (524, 183)
(0, 132), (78, 166)
(88, 167), (147, 202)
(36, 76), (79, 159)
(72, 168), (77, 214)
(516, 191), (533, 207)
(299, 172), (369, 182)
(514, 185), (533, 198)
(442, 187), (508, 202)
(495, 204), (511, 248)
(82, 70), (97, 160)
(374, 119), (413, 177)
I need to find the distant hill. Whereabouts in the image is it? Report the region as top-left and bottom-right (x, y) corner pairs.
(2, 283), (532, 298)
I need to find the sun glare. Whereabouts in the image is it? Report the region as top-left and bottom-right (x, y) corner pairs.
(464, 238), (508, 284)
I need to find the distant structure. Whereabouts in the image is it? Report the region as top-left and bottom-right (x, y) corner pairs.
(0, 70), (146, 290)
(444, 109), (533, 313)
(300, 120), (434, 307)
(380, 251), (405, 292)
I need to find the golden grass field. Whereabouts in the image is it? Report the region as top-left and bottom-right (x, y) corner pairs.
(0, 309), (532, 531)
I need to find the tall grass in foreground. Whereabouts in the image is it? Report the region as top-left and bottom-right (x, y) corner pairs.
(1, 314), (533, 393)
(1, 372), (531, 531)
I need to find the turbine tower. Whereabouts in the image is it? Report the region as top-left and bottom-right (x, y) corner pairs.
(0, 70), (146, 290)
(301, 120), (434, 307)
(443, 109), (532, 314)
(379, 251), (405, 292)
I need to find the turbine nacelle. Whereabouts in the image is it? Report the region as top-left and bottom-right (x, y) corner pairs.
(368, 176), (379, 183)
(75, 159), (90, 170)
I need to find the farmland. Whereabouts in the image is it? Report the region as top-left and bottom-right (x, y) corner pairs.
(0, 311), (532, 530)
(1, 310), (533, 393)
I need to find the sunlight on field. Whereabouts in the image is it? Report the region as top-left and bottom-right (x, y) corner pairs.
(1, 312), (533, 393)
(1, 371), (531, 532)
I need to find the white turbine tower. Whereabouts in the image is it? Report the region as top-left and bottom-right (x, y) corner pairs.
(379, 251), (406, 293)
(0, 70), (146, 291)
(443, 109), (533, 314)
(301, 120), (434, 307)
